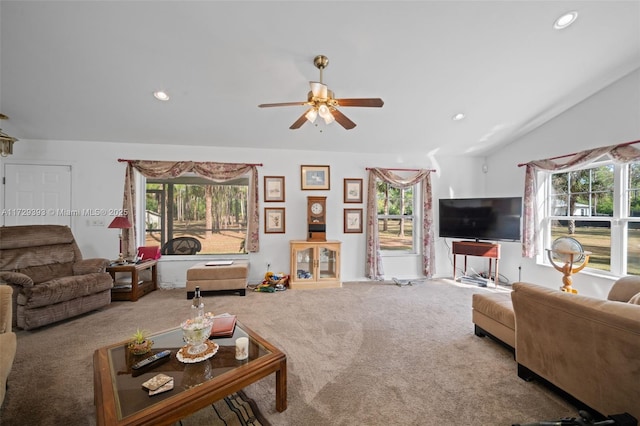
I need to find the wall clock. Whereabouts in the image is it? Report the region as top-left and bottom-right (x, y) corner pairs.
(307, 196), (327, 241)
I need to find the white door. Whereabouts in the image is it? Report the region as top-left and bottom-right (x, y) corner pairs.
(3, 163), (72, 226)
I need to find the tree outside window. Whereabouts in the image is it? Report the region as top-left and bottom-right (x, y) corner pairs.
(145, 175), (249, 254)
(376, 181), (415, 252)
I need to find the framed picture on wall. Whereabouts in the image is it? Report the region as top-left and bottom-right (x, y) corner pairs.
(343, 178), (363, 203)
(264, 208), (285, 233)
(264, 176), (285, 202)
(301, 165), (330, 190)
(344, 208), (363, 233)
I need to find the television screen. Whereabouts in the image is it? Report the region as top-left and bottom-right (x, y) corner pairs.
(438, 197), (522, 242)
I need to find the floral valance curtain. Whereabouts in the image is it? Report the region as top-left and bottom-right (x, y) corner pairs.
(365, 168), (435, 280)
(521, 142), (640, 258)
(119, 160), (260, 257)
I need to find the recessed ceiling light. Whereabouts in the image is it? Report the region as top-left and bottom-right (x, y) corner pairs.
(452, 113), (465, 121)
(554, 11), (578, 30)
(153, 90), (170, 101)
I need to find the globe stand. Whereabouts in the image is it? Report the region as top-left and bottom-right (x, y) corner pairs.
(546, 249), (591, 294)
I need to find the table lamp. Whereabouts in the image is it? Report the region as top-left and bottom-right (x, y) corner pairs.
(108, 215), (132, 263)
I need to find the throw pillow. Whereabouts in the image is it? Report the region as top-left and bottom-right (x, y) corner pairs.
(628, 292), (640, 305)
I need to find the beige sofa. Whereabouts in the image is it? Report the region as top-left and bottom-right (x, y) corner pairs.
(0, 285), (17, 407)
(511, 280), (640, 419)
(0, 225), (113, 330)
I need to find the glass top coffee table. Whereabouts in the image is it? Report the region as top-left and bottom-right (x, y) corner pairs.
(93, 321), (287, 425)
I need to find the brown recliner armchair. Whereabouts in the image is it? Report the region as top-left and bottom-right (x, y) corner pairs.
(0, 285), (16, 407)
(0, 225), (113, 330)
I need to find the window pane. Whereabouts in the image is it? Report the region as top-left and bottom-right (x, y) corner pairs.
(628, 223), (640, 275)
(628, 163), (640, 217)
(551, 220), (611, 272)
(145, 179), (248, 255)
(378, 218), (413, 251)
(552, 166), (613, 217)
(376, 184), (413, 215)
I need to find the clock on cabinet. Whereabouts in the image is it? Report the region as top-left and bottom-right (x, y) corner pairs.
(307, 196), (327, 241)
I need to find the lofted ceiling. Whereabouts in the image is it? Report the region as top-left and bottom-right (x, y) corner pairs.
(1, 1), (639, 157)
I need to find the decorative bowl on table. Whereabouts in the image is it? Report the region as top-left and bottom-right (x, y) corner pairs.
(180, 317), (214, 355)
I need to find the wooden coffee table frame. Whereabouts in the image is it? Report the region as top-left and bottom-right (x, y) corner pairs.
(93, 322), (287, 425)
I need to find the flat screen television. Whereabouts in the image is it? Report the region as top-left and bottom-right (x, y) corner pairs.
(438, 197), (522, 242)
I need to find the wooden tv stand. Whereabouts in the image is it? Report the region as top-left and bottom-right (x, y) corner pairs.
(452, 241), (500, 287)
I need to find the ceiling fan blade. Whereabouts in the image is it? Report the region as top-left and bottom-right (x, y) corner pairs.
(258, 101), (307, 108)
(334, 98), (384, 108)
(309, 82), (328, 98)
(289, 111), (309, 129)
(331, 108), (356, 130)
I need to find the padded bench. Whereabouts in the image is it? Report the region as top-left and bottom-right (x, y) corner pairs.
(186, 260), (249, 298)
(472, 291), (515, 350)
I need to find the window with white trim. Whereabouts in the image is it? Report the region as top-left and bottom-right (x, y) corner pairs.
(145, 174), (249, 255)
(376, 181), (417, 253)
(542, 157), (640, 276)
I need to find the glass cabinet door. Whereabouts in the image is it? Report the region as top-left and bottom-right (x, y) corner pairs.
(295, 247), (314, 280)
(318, 246), (337, 279)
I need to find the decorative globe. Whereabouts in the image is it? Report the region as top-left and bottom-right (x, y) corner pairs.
(181, 316), (214, 355)
(551, 237), (585, 264)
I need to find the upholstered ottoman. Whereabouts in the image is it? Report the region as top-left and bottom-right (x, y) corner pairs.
(186, 260), (249, 298)
(472, 291), (515, 349)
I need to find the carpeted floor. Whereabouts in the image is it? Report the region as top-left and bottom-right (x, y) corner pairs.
(0, 279), (577, 425)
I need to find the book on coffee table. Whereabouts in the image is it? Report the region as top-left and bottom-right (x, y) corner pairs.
(210, 314), (237, 338)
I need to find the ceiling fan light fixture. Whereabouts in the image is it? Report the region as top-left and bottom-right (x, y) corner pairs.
(322, 112), (335, 125)
(318, 104), (331, 118)
(305, 108), (318, 123)
(554, 11), (578, 29)
(310, 82), (327, 99)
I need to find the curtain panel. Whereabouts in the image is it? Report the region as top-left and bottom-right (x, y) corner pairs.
(522, 142), (640, 258)
(119, 160), (260, 257)
(365, 168), (435, 280)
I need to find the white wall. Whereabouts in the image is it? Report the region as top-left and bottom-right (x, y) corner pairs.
(1, 140), (483, 286)
(486, 68), (640, 297)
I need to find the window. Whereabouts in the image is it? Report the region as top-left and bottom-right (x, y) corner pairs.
(145, 175), (249, 255)
(543, 158), (640, 275)
(376, 181), (416, 252)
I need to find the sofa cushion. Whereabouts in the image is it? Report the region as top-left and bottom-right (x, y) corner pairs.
(0, 224), (75, 250)
(608, 275), (640, 302)
(629, 292), (640, 305)
(472, 292), (515, 330)
(17, 273), (113, 309)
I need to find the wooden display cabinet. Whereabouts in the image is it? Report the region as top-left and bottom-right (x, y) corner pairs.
(289, 240), (341, 289)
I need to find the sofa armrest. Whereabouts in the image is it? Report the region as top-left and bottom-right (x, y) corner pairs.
(608, 275), (640, 302)
(0, 271), (34, 288)
(73, 258), (110, 275)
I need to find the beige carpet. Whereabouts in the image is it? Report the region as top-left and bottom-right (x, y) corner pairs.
(0, 280), (576, 425)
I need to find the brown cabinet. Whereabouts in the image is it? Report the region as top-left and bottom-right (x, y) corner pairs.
(452, 241), (500, 286)
(289, 240), (341, 289)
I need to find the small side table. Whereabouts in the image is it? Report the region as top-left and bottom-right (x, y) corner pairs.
(106, 259), (158, 302)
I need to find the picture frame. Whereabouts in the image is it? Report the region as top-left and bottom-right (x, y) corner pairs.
(264, 208), (286, 233)
(344, 208), (363, 233)
(301, 165), (330, 190)
(343, 178), (363, 203)
(264, 176), (285, 202)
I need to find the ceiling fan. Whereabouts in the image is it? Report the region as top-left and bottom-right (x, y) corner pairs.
(258, 55), (384, 130)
